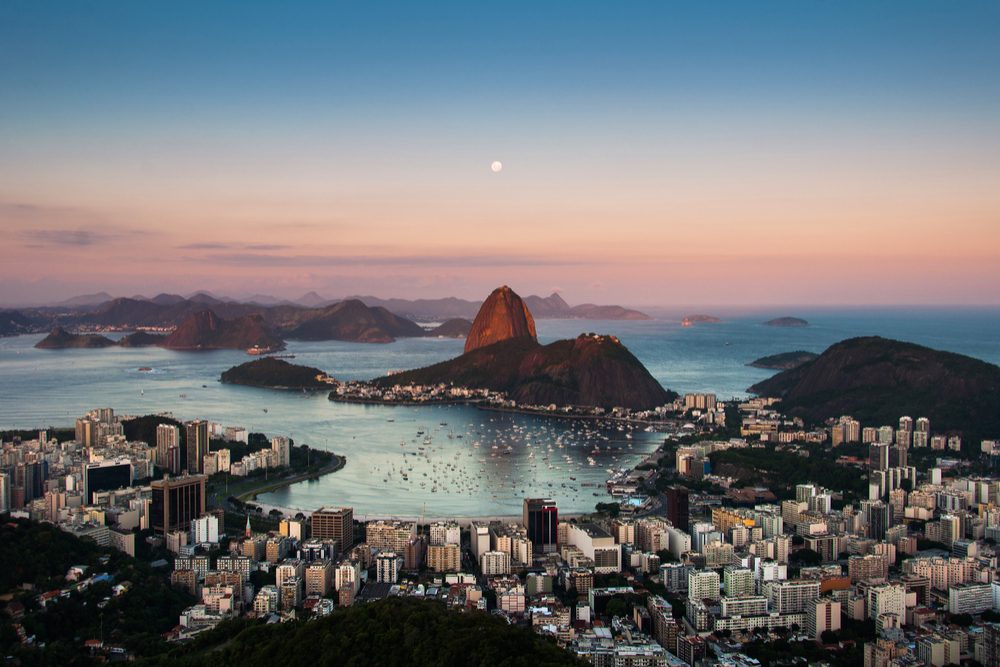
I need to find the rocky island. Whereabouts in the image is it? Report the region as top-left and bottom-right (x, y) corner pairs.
(763, 316), (808, 327)
(34, 327), (117, 349)
(748, 350), (819, 370)
(681, 314), (721, 326)
(426, 318), (472, 338)
(162, 310), (285, 351)
(221, 357), (333, 389)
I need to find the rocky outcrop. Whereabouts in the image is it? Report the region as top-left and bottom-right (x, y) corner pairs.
(376, 286), (673, 410)
(464, 286), (537, 353)
(162, 310), (285, 351)
(378, 334), (674, 410)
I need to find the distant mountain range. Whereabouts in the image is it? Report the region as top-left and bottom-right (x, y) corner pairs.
(2, 291), (648, 340)
(749, 336), (1000, 440)
(30, 296), (474, 349)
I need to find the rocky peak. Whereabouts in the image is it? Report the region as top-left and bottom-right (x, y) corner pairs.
(464, 286), (537, 353)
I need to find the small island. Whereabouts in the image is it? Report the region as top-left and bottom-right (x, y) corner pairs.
(34, 327), (116, 349)
(748, 350), (819, 370)
(425, 318), (472, 338)
(681, 314), (721, 327)
(764, 316), (808, 327)
(221, 357), (334, 389)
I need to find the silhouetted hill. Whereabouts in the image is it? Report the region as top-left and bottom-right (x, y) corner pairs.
(764, 317), (808, 327)
(122, 414), (185, 451)
(683, 314), (721, 324)
(381, 335), (674, 410)
(426, 318), (472, 337)
(354, 293), (649, 321)
(137, 597), (580, 667)
(162, 310), (285, 351)
(0, 310), (36, 336)
(52, 291), (115, 307)
(118, 331), (167, 347)
(34, 326), (116, 349)
(749, 350), (818, 370)
(749, 336), (1000, 439)
(465, 286), (537, 353)
(286, 299), (425, 343)
(221, 358), (331, 389)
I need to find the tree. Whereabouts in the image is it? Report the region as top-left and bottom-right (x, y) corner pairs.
(605, 598), (628, 619)
(789, 548), (822, 566)
(820, 629), (839, 644)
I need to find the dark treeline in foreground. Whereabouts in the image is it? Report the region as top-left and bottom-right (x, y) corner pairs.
(138, 597), (580, 667)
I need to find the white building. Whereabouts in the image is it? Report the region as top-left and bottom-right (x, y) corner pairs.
(566, 523), (621, 573)
(190, 514), (220, 545)
(949, 582), (992, 615)
(375, 551), (403, 583)
(867, 583), (905, 621)
(688, 569), (721, 602)
(429, 521), (461, 547)
(480, 550), (511, 577)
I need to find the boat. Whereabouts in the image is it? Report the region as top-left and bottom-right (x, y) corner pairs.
(137, 366), (153, 372)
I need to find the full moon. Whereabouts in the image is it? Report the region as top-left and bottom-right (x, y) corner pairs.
(490, 160), (503, 173)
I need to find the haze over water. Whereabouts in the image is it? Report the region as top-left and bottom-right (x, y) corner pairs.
(2, 308), (999, 517)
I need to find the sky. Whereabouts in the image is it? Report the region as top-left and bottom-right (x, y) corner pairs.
(1, 1), (999, 306)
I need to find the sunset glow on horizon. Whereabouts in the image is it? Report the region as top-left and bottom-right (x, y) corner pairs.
(2, 1), (999, 306)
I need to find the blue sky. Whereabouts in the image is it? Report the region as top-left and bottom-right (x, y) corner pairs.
(1, 1), (999, 305)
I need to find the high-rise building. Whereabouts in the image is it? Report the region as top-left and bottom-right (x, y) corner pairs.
(766, 579), (820, 614)
(724, 566), (754, 597)
(0, 472), (9, 513)
(429, 521), (461, 547)
(470, 522), (491, 562)
(150, 474), (206, 534)
(191, 514), (220, 544)
(665, 487), (690, 532)
(523, 498), (558, 554)
(806, 598), (841, 640)
(916, 417), (930, 433)
(304, 560), (333, 596)
(480, 550), (511, 576)
(375, 552), (402, 583)
(184, 420), (209, 473)
(869, 443), (889, 471)
(312, 507), (353, 551)
(155, 424), (181, 471)
(427, 543), (461, 573)
(366, 520), (416, 554)
(271, 436), (291, 468)
(867, 583), (905, 621)
(688, 569), (721, 602)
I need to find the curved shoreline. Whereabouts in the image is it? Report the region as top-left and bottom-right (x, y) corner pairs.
(235, 454), (346, 503)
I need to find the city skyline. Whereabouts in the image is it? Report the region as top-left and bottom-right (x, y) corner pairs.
(2, 2), (999, 306)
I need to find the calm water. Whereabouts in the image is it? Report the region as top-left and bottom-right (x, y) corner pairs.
(1, 307), (998, 516)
